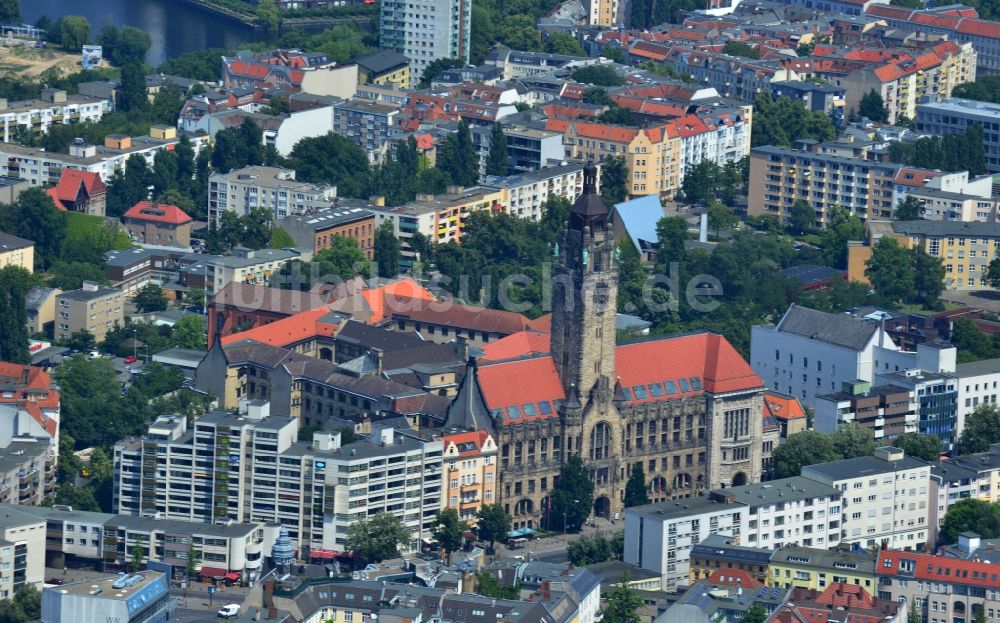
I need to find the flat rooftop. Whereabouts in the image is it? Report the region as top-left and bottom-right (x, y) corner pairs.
(54, 571), (165, 600)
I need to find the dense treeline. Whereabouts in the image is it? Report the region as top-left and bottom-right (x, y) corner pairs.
(888, 125), (987, 176)
(751, 93), (837, 147)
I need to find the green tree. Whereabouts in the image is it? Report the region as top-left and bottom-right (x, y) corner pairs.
(961, 403), (1000, 453)
(865, 237), (915, 303)
(0, 266), (32, 364)
(911, 247), (945, 308)
(59, 16), (90, 51)
(788, 200), (816, 235)
(707, 202), (737, 237)
(744, 604), (768, 623)
(568, 535), (613, 565)
(433, 508), (468, 564)
(475, 571), (520, 599)
(486, 122), (509, 177)
(270, 227), (295, 249)
(186, 542), (201, 579)
(549, 454), (594, 533)
(10, 187), (66, 269)
(894, 432), (941, 461)
(0, 0), (20, 24)
(53, 483), (100, 512)
(572, 65), (624, 87)
(582, 86), (613, 106)
(134, 283), (168, 313)
(681, 160), (723, 206)
(773, 431), (841, 478)
(12, 584), (40, 622)
(818, 206), (863, 268)
(287, 133), (370, 197)
(345, 512), (411, 563)
(941, 498), (1000, 543)
(831, 423), (876, 459)
(602, 577), (643, 623)
(257, 0), (282, 33)
(623, 463), (650, 508)
(62, 329), (96, 352)
(723, 40), (759, 59)
(417, 57), (462, 88)
(751, 92), (836, 148)
(546, 32), (586, 56)
(130, 541), (145, 572)
(953, 76), (1000, 103)
(908, 596), (921, 623)
(859, 89), (889, 123)
(374, 220), (401, 278)
(437, 120), (478, 187)
(895, 196), (923, 221)
(171, 315), (206, 350)
(475, 504), (512, 553)
(600, 156), (629, 205)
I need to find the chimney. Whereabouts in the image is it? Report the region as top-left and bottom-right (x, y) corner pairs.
(699, 212), (708, 243)
(540, 580), (551, 602)
(456, 336), (469, 360)
(372, 347), (384, 374)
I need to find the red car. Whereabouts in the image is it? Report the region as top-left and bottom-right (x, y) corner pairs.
(123, 355), (138, 364)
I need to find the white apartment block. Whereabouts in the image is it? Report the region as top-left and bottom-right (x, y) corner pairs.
(708, 476), (843, 550)
(953, 358), (1000, 437)
(801, 447), (931, 551)
(677, 111), (752, 181)
(379, 0), (470, 81)
(623, 497), (744, 591)
(485, 162), (595, 221)
(114, 404), (443, 554)
(751, 305), (955, 410)
(208, 165), (337, 224)
(0, 133), (207, 186)
(0, 90), (110, 143)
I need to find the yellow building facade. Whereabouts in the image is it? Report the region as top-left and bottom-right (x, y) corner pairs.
(565, 122), (681, 200)
(0, 233), (34, 273)
(768, 548), (876, 592)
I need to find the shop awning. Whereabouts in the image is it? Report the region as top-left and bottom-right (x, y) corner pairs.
(507, 527), (534, 539)
(224, 571), (240, 581)
(311, 550), (336, 560)
(199, 566), (227, 578)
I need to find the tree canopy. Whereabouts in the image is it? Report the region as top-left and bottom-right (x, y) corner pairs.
(961, 403), (1000, 453)
(623, 463), (650, 508)
(345, 512), (411, 564)
(433, 508), (468, 564)
(858, 89), (889, 123)
(941, 498), (1000, 543)
(549, 454), (594, 533)
(751, 93), (837, 148)
(0, 267), (32, 364)
(475, 504), (512, 551)
(288, 133), (371, 197)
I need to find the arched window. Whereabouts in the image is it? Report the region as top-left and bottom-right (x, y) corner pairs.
(590, 422), (612, 460)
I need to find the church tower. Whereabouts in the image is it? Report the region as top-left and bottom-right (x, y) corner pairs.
(551, 162), (619, 413)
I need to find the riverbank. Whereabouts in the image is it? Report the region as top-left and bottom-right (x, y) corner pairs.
(175, 0), (376, 33)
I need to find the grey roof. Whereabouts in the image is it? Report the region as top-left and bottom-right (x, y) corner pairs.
(25, 287), (58, 312)
(769, 546), (876, 573)
(350, 50), (410, 74)
(627, 496), (744, 521)
(690, 534), (772, 565)
(932, 459), (979, 484)
(0, 232), (33, 251)
(104, 513), (259, 538)
(774, 304), (880, 350)
(891, 220), (1000, 238)
(152, 347), (207, 365)
(57, 284), (121, 302)
(956, 358), (1000, 378)
(0, 502), (112, 525)
(207, 248), (300, 269)
(951, 451), (1000, 472)
(710, 476), (840, 507)
(816, 383), (911, 402)
(802, 454), (929, 481)
(105, 247), (162, 268)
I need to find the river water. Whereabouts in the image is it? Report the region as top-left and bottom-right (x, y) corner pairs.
(22, 0), (266, 66)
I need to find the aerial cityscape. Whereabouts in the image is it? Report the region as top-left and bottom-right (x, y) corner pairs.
(4, 0), (1000, 621)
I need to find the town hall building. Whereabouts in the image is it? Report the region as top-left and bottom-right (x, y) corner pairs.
(443, 163), (766, 528)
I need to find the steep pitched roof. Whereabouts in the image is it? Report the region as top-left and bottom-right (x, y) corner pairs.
(221, 306), (343, 347)
(123, 200), (192, 225)
(763, 391), (806, 422)
(480, 331), (551, 361)
(774, 304), (881, 350)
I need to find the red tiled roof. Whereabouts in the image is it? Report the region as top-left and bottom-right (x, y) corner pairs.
(361, 278), (436, 324)
(228, 60), (270, 80)
(384, 296), (538, 335)
(573, 122), (640, 144)
(123, 201), (192, 225)
(546, 118), (571, 133)
(894, 167), (941, 187)
(956, 18), (1000, 38)
(878, 550), (1000, 588)
(0, 363), (59, 438)
(764, 391), (806, 421)
(45, 188), (65, 211)
(48, 169), (106, 210)
(480, 331), (551, 361)
(221, 305), (342, 347)
(707, 569), (763, 588)
(866, 4), (914, 18)
(911, 13), (961, 28)
(476, 331), (762, 422)
(443, 430), (492, 456)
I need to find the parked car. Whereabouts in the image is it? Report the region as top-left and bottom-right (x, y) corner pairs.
(218, 604), (240, 618)
(123, 355), (138, 364)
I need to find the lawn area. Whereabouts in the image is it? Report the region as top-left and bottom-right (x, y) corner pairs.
(65, 212), (133, 251)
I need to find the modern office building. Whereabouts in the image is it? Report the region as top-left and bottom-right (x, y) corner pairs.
(379, 0), (471, 82)
(875, 370), (958, 446)
(40, 571), (172, 623)
(814, 380), (917, 441)
(208, 165), (337, 224)
(54, 282), (124, 342)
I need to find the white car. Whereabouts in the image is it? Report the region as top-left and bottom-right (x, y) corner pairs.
(218, 604), (240, 618)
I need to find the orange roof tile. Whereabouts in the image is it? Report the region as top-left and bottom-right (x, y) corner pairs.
(123, 201), (192, 225)
(956, 18), (1000, 38)
(572, 122), (640, 143)
(707, 569), (764, 588)
(763, 391), (806, 421)
(878, 550), (1000, 588)
(480, 331), (551, 361)
(361, 278), (436, 324)
(477, 356), (565, 424)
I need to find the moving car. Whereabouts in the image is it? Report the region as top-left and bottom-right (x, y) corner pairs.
(218, 604), (240, 618)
